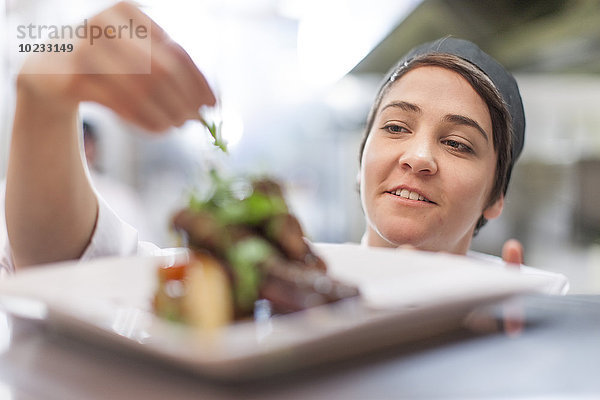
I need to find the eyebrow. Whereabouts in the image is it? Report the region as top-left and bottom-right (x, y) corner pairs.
(381, 101), (422, 114)
(381, 101), (489, 142)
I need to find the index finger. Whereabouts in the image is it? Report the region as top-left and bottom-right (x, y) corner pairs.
(166, 40), (217, 108)
(118, 2), (217, 110)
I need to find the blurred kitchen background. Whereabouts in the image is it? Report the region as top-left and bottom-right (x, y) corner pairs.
(2, 0), (600, 292)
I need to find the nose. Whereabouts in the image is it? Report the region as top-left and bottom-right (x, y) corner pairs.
(398, 136), (438, 175)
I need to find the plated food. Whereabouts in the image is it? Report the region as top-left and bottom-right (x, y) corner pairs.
(153, 172), (359, 329)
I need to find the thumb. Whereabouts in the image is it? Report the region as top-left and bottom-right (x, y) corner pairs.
(502, 239), (524, 267)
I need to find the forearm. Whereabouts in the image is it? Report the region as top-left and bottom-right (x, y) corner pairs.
(6, 80), (97, 268)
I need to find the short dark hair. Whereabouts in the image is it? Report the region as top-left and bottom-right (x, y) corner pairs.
(359, 53), (513, 234)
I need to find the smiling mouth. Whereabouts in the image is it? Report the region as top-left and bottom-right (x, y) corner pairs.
(387, 189), (435, 204)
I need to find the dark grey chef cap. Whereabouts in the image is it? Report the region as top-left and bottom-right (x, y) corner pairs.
(391, 37), (525, 164)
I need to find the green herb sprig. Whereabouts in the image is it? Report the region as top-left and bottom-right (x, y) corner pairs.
(197, 112), (227, 153)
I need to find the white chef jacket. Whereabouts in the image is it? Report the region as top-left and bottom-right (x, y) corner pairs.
(0, 194), (158, 275)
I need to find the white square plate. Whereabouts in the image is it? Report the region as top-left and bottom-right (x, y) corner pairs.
(0, 244), (558, 380)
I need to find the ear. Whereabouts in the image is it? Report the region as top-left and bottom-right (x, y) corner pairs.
(483, 194), (504, 220)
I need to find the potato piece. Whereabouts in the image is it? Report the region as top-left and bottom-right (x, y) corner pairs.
(182, 253), (234, 330)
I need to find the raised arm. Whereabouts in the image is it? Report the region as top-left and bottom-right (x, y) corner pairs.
(6, 2), (215, 268)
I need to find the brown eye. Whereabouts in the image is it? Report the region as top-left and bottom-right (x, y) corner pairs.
(384, 124), (409, 134)
(442, 139), (473, 153)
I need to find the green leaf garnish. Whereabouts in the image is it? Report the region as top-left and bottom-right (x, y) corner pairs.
(197, 113), (228, 153)
(189, 170), (287, 225)
(226, 237), (274, 311)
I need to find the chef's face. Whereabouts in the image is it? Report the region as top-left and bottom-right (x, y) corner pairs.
(360, 65), (504, 254)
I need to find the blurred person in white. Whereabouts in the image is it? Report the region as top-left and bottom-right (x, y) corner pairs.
(82, 119), (151, 241)
(0, 2), (568, 293)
